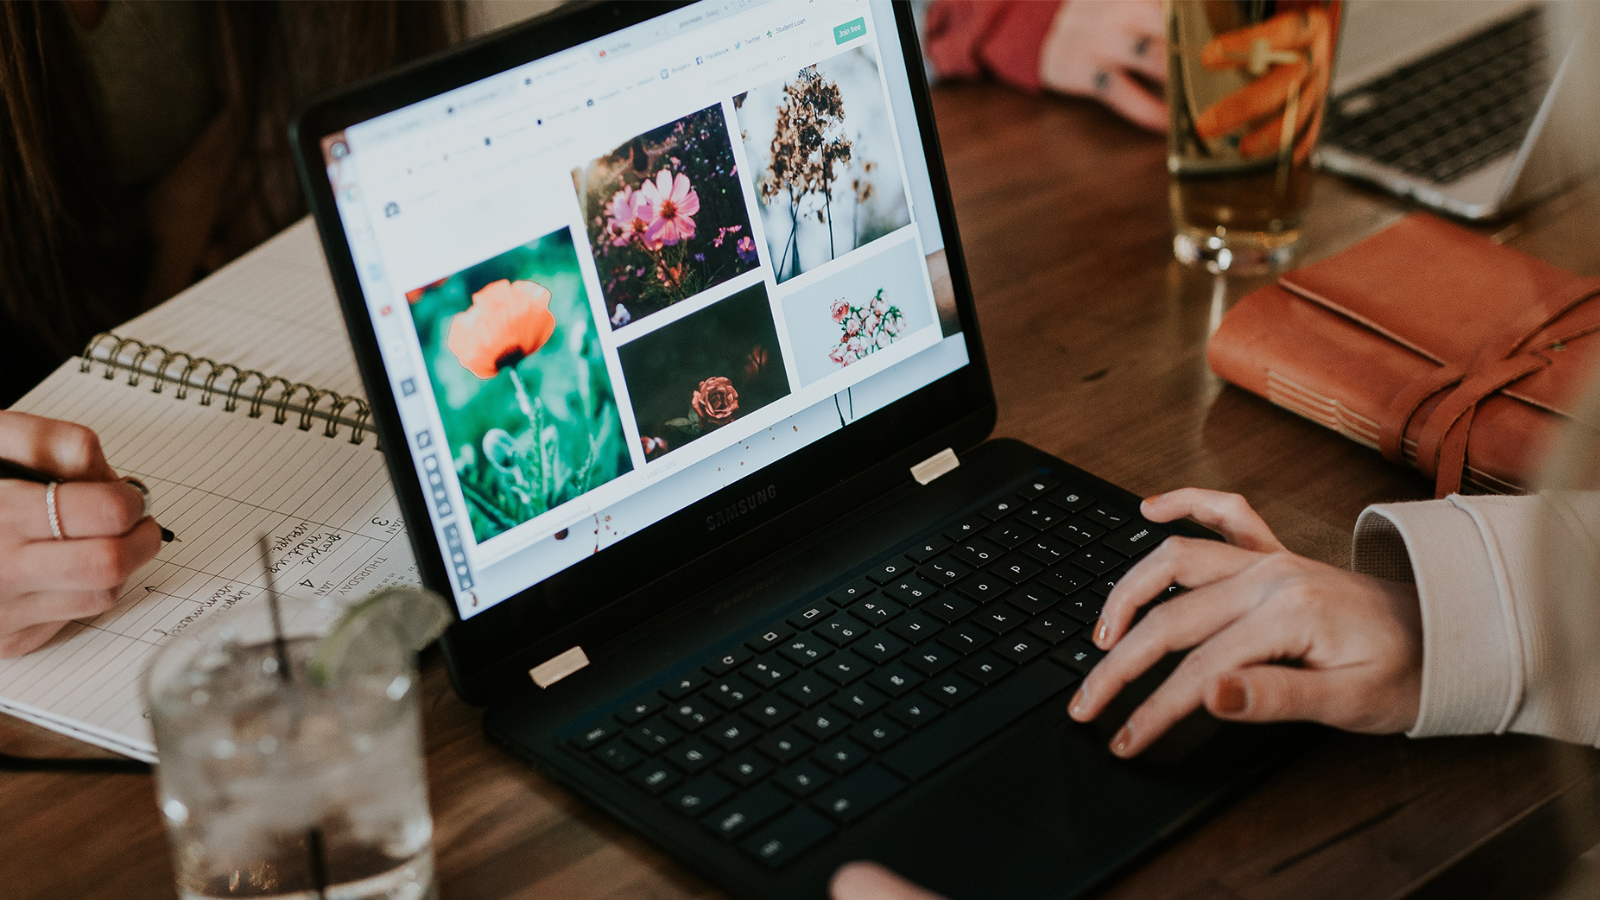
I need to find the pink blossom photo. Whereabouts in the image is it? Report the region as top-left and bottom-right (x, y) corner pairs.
(574, 104), (759, 329)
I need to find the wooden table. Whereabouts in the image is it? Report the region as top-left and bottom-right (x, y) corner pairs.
(5, 82), (1599, 900)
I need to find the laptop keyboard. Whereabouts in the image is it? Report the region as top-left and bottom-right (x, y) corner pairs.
(1323, 6), (1549, 186)
(563, 476), (1177, 869)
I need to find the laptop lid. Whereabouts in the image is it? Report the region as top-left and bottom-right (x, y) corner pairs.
(292, 0), (995, 703)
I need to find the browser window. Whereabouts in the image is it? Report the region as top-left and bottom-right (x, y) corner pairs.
(322, 0), (969, 618)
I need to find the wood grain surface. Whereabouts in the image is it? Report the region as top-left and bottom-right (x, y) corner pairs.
(3, 82), (1597, 900)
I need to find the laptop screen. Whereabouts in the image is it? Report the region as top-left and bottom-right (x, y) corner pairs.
(318, 0), (969, 620)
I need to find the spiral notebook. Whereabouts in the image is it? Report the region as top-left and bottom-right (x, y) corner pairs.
(0, 220), (417, 761)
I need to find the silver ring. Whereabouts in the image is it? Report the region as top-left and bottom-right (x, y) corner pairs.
(1094, 70), (1112, 93)
(45, 481), (65, 540)
(1133, 35), (1152, 58)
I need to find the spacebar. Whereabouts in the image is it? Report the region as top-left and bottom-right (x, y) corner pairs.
(881, 661), (1079, 781)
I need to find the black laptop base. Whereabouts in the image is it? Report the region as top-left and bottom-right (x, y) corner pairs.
(484, 439), (1304, 900)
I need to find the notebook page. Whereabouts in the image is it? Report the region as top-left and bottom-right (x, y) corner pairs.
(110, 218), (367, 400)
(0, 363), (416, 758)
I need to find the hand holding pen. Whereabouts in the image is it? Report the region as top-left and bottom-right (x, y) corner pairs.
(0, 410), (171, 658)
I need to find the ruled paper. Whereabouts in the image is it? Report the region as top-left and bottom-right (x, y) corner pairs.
(108, 218), (368, 400)
(0, 363), (416, 759)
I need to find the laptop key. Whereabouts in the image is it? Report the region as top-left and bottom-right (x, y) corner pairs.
(849, 596), (905, 624)
(827, 577), (877, 606)
(981, 497), (1023, 521)
(614, 695), (666, 725)
(880, 575), (939, 606)
(882, 659), (1078, 782)
(1069, 547), (1120, 575)
(664, 737), (722, 773)
(705, 676), (760, 710)
(662, 670), (711, 700)
(938, 624), (991, 655)
(1028, 612), (1083, 644)
(594, 739), (643, 773)
(813, 764), (907, 824)
(779, 672), (836, 707)
(1044, 568), (1091, 597)
(831, 684), (889, 719)
(942, 515), (989, 542)
(1019, 533), (1072, 566)
(816, 614), (867, 647)
(571, 718), (621, 749)
(852, 632), (908, 664)
(865, 559), (914, 585)
(1053, 491), (1093, 513)
(754, 727), (813, 764)
(887, 611), (942, 644)
(1060, 593), (1102, 624)
(956, 652), (1013, 686)
(904, 538), (950, 563)
(740, 807), (836, 868)
(795, 709), (849, 742)
(949, 537), (1003, 568)
(850, 715), (907, 751)
(922, 673), (979, 707)
(704, 784), (793, 841)
(778, 636), (834, 667)
(786, 603), (832, 630)
(867, 663), (925, 698)
(741, 656), (796, 688)
(1017, 501), (1067, 530)
(775, 760), (833, 797)
(986, 523), (1036, 549)
(816, 650), (870, 686)
(974, 607), (1024, 635)
(1103, 523), (1166, 558)
(1007, 585), (1063, 615)
(704, 646), (755, 677)
(1015, 476), (1059, 500)
(746, 696), (800, 729)
(917, 558), (969, 587)
(624, 719), (683, 753)
(1054, 520), (1104, 547)
(904, 644), (958, 676)
(665, 698), (719, 731)
(718, 750), (775, 787)
(955, 573), (1008, 604)
(994, 634), (1048, 666)
(746, 626), (796, 653)
(813, 736), (871, 774)
(666, 772), (736, 815)
(1084, 503), (1132, 530)
(925, 595), (975, 624)
(990, 553), (1042, 584)
(707, 716), (760, 751)
(631, 762), (683, 795)
(886, 696), (943, 730)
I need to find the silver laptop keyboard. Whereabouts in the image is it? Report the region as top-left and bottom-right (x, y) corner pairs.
(1323, 6), (1550, 185)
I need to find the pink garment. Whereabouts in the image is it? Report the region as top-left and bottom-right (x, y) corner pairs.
(923, 0), (1064, 92)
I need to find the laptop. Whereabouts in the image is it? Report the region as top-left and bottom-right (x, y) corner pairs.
(291, 3), (1299, 896)
(1318, 0), (1600, 220)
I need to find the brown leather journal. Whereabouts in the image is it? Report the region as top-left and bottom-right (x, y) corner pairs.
(1208, 214), (1600, 497)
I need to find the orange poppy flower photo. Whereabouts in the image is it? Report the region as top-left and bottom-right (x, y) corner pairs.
(403, 227), (633, 543)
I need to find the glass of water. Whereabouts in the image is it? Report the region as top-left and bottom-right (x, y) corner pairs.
(146, 591), (437, 900)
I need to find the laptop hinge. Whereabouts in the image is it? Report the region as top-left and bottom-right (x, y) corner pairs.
(530, 646), (589, 688)
(910, 448), (960, 485)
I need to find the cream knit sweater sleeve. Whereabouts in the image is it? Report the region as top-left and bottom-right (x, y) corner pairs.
(1352, 494), (1600, 747)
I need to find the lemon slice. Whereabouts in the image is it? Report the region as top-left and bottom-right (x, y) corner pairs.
(308, 587), (453, 687)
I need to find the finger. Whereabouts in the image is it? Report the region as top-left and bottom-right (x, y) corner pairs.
(1139, 489), (1285, 552)
(0, 411), (119, 482)
(1074, 575), (1258, 722)
(1097, 535), (1264, 649)
(1108, 23), (1167, 83)
(0, 480), (148, 541)
(12, 519), (162, 592)
(1114, 601), (1311, 757)
(1098, 69), (1168, 132)
(0, 590), (121, 636)
(1193, 62), (1307, 140)
(1209, 664), (1414, 734)
(0, 620), (71, 659)
(1200, 8), (1326, 70)
(831, 862), (949, 900)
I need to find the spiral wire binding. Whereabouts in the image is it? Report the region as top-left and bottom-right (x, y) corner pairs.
(78, 333), (372, 445)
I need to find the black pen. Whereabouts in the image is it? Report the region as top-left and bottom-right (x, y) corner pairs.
(0, 457), (176, 542)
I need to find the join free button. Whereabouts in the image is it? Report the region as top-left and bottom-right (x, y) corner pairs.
(834, 17), (865, 44)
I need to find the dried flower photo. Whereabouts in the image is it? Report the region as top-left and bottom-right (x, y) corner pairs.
(405, 228), (633, 544)
(616, 284), (791, 462)
(780, 235), (936, 386)
(735, 47), (912, 283)
(575, 104), (760, 329)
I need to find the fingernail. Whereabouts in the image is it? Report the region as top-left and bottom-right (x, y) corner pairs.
(1143, 493), (1162, 505)
(1110, 726), (1132, 756)
(124, 477), (153, 518)
(1214, 677), (1247, 715)
(1069, 688), (1085, 718)
(1093, 618), (1109, 646)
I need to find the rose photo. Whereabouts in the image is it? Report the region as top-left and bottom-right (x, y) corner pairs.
(735, 46), (912, 284)
(574, 104), (760, 330)
(404, 228), (634, 544)
(780, 234), (935, 386)
(615, 284), (791, 462)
